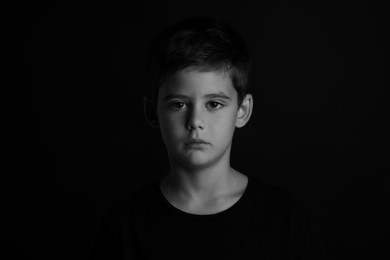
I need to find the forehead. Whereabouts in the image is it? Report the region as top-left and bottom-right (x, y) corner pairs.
(159, 67), (236, 97)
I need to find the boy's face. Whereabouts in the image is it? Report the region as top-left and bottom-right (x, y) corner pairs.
(156, 67), (250, 170)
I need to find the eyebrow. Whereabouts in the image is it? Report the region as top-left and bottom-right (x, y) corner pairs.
(204, 92), (231, 100)
(163, 92), (231, 101)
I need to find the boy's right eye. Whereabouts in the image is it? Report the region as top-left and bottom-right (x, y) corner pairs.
(168, 101), (187, 110)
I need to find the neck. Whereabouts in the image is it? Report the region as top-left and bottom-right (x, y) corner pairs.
(164, 160), (240, 201)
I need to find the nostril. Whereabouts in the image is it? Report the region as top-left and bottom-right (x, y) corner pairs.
(186, 122), (203, 130)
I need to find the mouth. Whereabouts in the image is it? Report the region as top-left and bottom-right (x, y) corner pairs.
(185, 139), (210, 147)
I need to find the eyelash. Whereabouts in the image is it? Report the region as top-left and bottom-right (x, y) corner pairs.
(168, 101), (224, 110)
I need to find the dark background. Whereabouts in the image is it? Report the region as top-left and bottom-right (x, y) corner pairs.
(5, 0), (388, 259)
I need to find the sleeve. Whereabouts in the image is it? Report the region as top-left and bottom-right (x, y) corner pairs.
(290, 200), (331, 260)
(89, 208), (143, 260)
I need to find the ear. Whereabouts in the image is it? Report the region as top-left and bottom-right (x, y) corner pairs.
(236, 94), (253, 128)
(143, 96), (159, 129)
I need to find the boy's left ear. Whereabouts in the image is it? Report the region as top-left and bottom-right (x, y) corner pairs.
(236, 94), (253, 128)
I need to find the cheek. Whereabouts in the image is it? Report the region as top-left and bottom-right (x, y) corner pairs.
(159, 113), (185, 138)
(165, 113), (184, 127)
(209, 111), (237, 137)
(213, 108), (237, 127)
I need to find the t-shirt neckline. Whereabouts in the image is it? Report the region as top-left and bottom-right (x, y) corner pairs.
(156, 174), (251, 220)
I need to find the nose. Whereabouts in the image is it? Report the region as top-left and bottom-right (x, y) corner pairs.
(186, 105), (204, 131)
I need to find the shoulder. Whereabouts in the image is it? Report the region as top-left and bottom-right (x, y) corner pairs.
(248, 174), (295, 200)
(247, 175), (330, 259)
(246, 174), (311, 232)
(102, 179), (160, 224)
(247, 174), (304, 212)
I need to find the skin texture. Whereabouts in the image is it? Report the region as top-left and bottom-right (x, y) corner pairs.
(146, 66), (253, 214)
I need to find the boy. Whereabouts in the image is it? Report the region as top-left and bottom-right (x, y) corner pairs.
(91, 16), (328, 259)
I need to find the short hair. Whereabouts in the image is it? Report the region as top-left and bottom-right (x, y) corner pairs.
(146, 16), (251, 105)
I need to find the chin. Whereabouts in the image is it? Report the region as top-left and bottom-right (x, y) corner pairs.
(181, 153), (220, 170)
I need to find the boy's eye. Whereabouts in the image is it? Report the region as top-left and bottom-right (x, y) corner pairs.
(168, 101), (187, 110)
(207, 101), (223, 109)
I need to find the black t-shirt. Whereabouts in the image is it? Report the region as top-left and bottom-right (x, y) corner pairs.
(90, 174), (329, 259)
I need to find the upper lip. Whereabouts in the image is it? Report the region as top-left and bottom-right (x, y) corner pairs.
(185, 138), (209, 145)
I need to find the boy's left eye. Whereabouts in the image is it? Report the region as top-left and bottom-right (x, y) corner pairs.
(207, 101), (223, 109)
